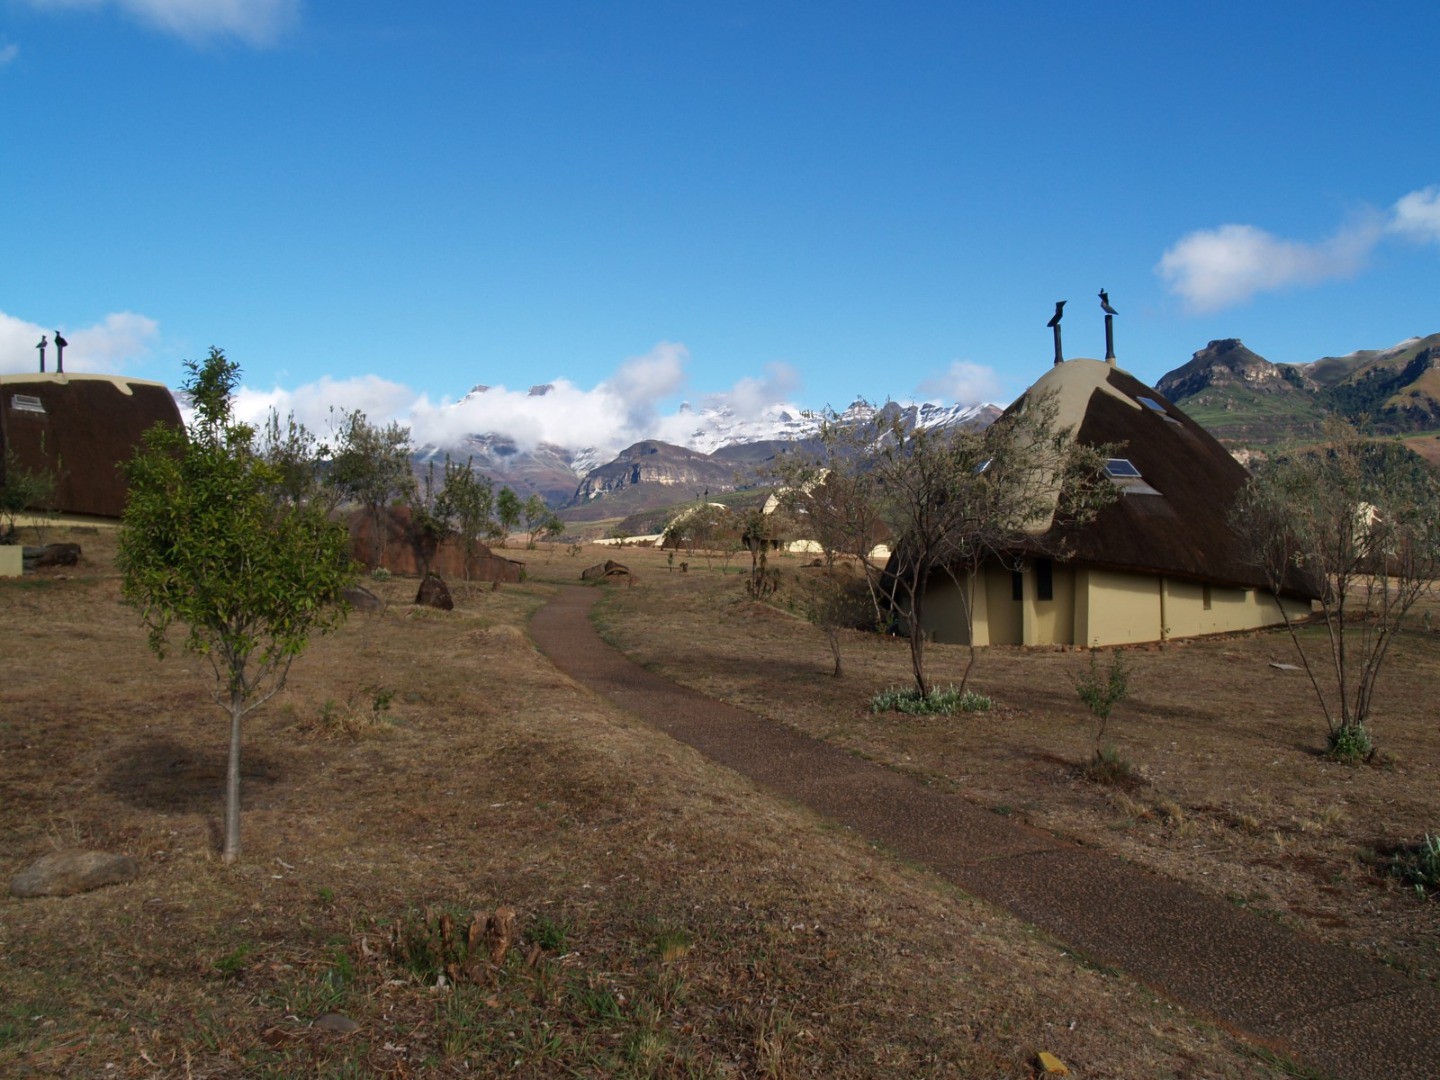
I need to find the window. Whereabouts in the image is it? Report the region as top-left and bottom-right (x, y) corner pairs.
(1011, 569), (1024, 602)
(1036, 558), (1053, 601)
(1202, 584), (1212, 610)
(1139, 396), (1181, 424)
(1105, 457), (1162, 495)
(9, 394), (44, 414)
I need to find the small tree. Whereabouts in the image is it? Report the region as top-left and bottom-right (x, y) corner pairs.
(494, 487), (522, 546)
(257, 410), (333, 511)
(521, 493), (564, 549)
(325, 409), (415, 569)
(1231, 419), (1440, 759)
(768, 456), (889, 626)
(408, 459), (456, 577)
(118, 348), (357, 863)
(435, 456), (494, 579)
(1075, 649), (1130, 751)
(0, 448), (57, 544)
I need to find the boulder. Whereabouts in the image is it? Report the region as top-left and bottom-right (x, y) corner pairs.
(581, 560), (630, 581)
(11, 850), (138, 898)
(341, 584), (384, 613)
(22, 543), (81, 569)
(415, 572), (454, 610)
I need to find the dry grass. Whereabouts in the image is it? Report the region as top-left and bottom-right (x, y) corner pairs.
(0, 532), (1312, 1077)
(567, 543), (1440, 986)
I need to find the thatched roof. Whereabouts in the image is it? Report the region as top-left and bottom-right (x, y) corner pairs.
(1008, 358), (1317, 599)
(0, 373), (182, 518)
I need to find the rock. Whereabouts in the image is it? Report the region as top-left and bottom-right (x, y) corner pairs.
(312, 1013), (360, 1034)
(341, 584), (383, 613)
(415, 572), (454, 610)
(21, 544), (81, 570)
(10, 850), (138, 898)
(1036, 1051), (1069, 1075)
(581, 560), (629, 581)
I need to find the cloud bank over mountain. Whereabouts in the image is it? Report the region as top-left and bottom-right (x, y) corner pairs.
(230, 342), (1000, 459)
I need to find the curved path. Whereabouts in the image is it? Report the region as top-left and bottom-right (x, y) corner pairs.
(530, 584), (1439, 1079)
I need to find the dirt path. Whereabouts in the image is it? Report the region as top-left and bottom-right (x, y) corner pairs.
(530, 584), (1439, 1080)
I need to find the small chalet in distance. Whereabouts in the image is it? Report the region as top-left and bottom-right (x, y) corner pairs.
(918, 352), (1319, 648)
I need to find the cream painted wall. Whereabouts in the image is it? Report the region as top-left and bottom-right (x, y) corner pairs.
(1023, 562), (1075, 646)
(1161, 578), (1310, 638)
(918, 572), (976, 645)
(1074, 568), (1162, 646)
(924, 562), (1307, 648)
(984, 565), (1022, 645)
(0, 546), (21, 578)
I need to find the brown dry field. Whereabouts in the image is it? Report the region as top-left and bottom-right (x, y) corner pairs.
(0, 531), (1312, 1079)
(576, 544), (1440, 992)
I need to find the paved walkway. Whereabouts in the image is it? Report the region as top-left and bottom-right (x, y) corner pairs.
(530, 585), (1439, 1079)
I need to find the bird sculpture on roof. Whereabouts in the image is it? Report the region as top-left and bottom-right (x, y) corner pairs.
(1099, 290), (1118, 315)
(1046, 301), (1066, 327)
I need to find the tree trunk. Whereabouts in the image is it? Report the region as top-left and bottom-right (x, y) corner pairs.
(222, 693), (243, 864)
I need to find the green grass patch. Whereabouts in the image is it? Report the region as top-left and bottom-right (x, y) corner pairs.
(870, 685), (992, 715)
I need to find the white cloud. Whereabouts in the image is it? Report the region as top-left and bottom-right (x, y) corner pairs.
(0, 42), (19, 67)
(0, 308), (159, 374)
(1389, 186), (1440, 243)
(233, 344), (813, 461)
(1156, 219), (1380, 313)
(916, 360), (1002, 405)
(21, 0), (297, 46)
(231, 373), (415, 436)
(710, 362), (801, 417)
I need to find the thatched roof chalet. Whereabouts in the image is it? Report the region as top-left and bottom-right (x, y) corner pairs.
(0, 373), (182, 519)
(916, 357), (1320, 647)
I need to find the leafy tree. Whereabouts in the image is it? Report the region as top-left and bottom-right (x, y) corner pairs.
(1231, 419), (1440, 759)
(739, 506), (781, 595)
(256, 410), (335, 511)
(522, 493), (564, 548)
(0, 447), (57, 544)
(118, 348), (357, 864)
(768, 454), (889, 625)
(408, 459), (456, 577)
(435, 455), (495, 578)
(495, 486), (522, 546)
(324, 409), (415, 569)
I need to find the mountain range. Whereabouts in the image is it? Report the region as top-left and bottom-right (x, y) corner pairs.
(416, 396), (1001, 518)
(415, 331), (1439, 520)
(1156, 332), (1440, 450)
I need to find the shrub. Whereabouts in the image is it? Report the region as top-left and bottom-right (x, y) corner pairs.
(1083, 743), (1139, 787)
(1326, 722), (1374, 764)
(1391, 834), (1440, 894)
(870, 684), (992, 715)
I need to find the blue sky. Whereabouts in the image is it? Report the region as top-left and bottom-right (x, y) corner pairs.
(3, 1), (1439, 453)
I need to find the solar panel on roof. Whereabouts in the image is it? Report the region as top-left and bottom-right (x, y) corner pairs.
(1139, 397), (1166, 412)
(1105, 458), (1141, 478)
